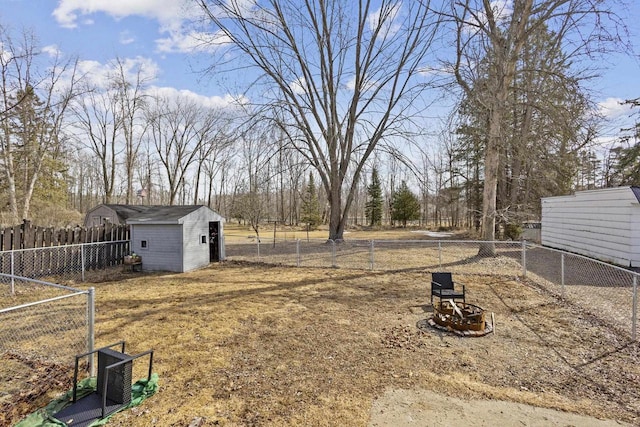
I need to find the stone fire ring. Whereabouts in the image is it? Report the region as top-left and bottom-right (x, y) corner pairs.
(417, 301), (494, 337)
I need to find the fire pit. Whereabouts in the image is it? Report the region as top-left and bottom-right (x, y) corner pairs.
(424, 300), (493, 337)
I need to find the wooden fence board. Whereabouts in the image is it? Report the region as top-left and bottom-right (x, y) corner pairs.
(0, 221), (129, 251)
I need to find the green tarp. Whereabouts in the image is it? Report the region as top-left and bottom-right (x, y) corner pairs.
(15, 374), (159, 427)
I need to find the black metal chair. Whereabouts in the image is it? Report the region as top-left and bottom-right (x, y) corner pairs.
(430, 272), (465, 306)
(54, 341), (153, 427)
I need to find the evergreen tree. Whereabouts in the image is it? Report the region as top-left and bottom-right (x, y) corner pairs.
(365, 168), (383, 226)
(391, 181), (420, 227)
(300, 172), (322, 229)
(10, 85), (70, 218)
(608, 98), (640, 186)
(455, 23), (595, 224)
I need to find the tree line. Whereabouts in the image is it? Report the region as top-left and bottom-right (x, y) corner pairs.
(1, 1), (637, 249)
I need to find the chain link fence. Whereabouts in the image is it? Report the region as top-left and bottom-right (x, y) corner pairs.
(522, 244), (639, 338)
(226, 239), (525, 271)
(0, 240), (129, 283)
(0, 274), (94, 425)
(226, 239), (639, 339)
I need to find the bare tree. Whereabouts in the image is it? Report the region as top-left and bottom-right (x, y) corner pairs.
(0, 25), (79, 222)
(111, 58), (152, 204)
(70, 81), (122, 204)
(197, 0), (442, 240)
(144, 94), (221, 205)
(192, 115), (234, 205)
(235, 122), (278, 237)
(446, 0), (626, 254)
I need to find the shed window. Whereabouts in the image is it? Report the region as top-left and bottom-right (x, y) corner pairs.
(141, 240), (148, 249)
(201, 235), (207, 244)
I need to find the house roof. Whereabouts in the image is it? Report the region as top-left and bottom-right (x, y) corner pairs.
(542, 186), (640, 203)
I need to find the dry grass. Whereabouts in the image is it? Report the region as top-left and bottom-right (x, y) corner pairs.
(39, 260), (639, 426)
(3, 229), (640, 426)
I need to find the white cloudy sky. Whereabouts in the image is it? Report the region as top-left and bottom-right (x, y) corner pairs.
(1, 0), (639, 127)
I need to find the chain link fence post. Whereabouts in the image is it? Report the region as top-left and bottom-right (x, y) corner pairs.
(633, 275), (638, 341)
(369, 240), (375, 271)
(296, 239), (301, 267)
(10, 251), (15, 295)
(87, 287), (95, 376)
(561, 253), (565, 299)
(438, 241), (442, 269)
(81, 244), (86, 282)
(257, 239), (261, 261)
(521, 240), (527, 278)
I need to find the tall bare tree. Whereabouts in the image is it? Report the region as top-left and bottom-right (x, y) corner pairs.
(197, 0), (441, 240)
(447, 0), (626, 253)
(111, 58), (152, 204)
(70, 81), (122, 204)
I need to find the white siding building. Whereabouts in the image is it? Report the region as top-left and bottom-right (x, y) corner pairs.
(541, 186), (640, 267)
(126, 205), (225, 273)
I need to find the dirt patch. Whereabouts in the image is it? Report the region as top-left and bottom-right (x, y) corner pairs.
(369, 388), (631, 426)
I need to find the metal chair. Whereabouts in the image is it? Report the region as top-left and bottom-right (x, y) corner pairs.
(430, 272), (465, 306)
(54, 341), (153, 427)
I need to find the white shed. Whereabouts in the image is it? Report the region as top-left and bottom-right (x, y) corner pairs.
(541, 186), (640, 267)
(126, 205), (225, 273)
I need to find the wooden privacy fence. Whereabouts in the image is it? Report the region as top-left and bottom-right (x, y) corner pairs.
(0, 220), (129, 251)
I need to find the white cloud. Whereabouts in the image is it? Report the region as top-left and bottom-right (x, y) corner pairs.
(42, 45), (61, 57)
(366, 3), (402, 36)
(289, 77), (307, 95)
(463, 0), (513, 32)
(156, 29), (231, 53)
(598, 97), (634, 120)
(119, 31), (135, 45)
(52, 0), (199, 29)
(53, 0), (225, 55)
(147, 85), (248, 109)
(77, 56), (159, 88)
(345, 75), (378, 92)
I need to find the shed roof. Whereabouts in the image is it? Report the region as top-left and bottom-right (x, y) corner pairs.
(88, 204), (222, 225)
(125, 205), (218, 224)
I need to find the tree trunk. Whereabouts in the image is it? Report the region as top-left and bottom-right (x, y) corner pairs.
(328, 180), (345, 241)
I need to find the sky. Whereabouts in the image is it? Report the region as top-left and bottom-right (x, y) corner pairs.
(1, 0), (639, 140)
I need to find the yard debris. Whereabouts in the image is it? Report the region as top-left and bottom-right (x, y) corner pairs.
(381, 325), (428, 350)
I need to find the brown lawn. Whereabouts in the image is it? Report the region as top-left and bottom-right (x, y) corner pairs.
(3, 227), (640, 426)
(67, 261), (640, 425)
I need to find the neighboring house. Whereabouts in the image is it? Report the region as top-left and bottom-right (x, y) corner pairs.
(541, 186), (640, 267)
(84, 204), (225, 272)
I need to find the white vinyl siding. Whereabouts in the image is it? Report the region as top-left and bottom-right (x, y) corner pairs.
(130, 224), (183, 272)
(181, 214), (210, 272)
(542, 187), (640, 267)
